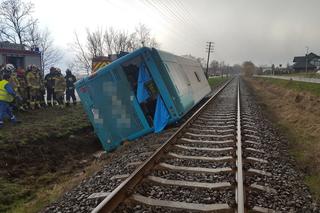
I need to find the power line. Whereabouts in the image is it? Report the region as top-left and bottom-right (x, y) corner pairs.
(205, 41), (214, 78)
(141, 0), (203, 52)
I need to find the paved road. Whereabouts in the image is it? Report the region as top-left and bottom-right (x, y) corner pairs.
(256, 75), (320, 84)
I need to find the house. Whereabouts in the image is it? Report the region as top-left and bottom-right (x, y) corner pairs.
(293, 52), (320, 71)
(0, 41), (41, 71)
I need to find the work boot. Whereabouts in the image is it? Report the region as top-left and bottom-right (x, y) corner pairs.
(11, 117), (21, 125)
(66, 102), (70, 107)
(30, 103), (35, 110)
(19, 106), (27, 112)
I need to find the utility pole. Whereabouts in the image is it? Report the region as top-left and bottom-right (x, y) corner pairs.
(305, 46), (309, 73)
(205, 42), (214, 78)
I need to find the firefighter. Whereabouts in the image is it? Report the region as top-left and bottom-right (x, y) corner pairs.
(54, 68), (66, 107)
(9, 66), (27, 111)
(0, 64), (5, 80)
(36, 67), (46, 107)
(16, 68), (29, 110)
(65, 69), (77, 106)
(44, 67), (57, 107)
(0, 73), (21, 128)
(26, 65), (41, 109)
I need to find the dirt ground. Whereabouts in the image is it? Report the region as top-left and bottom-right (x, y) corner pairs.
(0, 105), (105, 212)
(246, 77), (320, 201)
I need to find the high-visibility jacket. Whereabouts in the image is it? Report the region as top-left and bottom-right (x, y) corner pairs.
(0, 80), (14, 102)
(55, 75), (66, 92)
(10, 73), (20, 91)
(26, 71), (40, 89)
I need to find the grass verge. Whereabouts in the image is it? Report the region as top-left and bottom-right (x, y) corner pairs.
(208, 76), (230, 87)
(280, 72), (320, 79)
(8, 159), (107, 213)
(0, 105), (105, 213)
(246, 77), (320, 202)
(255, 77), (320, 96)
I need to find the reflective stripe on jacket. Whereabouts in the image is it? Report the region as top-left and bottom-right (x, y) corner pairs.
(26, 71), (40, 89)
(55, 76), (66, 92)
(0, 80), (14, 102)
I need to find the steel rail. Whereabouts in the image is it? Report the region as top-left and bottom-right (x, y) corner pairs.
(92, 78), (234, 213)
(236, 79), (245, 212)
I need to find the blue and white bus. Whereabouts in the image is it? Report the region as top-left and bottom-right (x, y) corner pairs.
(76, 47), (211, 151)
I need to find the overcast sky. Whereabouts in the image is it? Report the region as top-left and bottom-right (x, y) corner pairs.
(32, 0), (320, 67)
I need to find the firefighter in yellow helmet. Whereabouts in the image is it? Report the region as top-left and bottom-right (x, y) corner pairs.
(26, 65), (41, 109)
(54, 68), (66, 107)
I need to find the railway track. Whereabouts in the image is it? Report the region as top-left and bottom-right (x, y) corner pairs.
(90, 77), (276, 213)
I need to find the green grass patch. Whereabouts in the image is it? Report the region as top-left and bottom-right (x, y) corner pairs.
(280, 72), (320, 79)
(0, 178), (32, 212)
(208, 76), (229, 87)
(247, 78), (320, 202)
(305, 175), (320, 201)
(256, 77), (320, 96)
(0, 105), (96, 212)
(0, 105), (91, 146)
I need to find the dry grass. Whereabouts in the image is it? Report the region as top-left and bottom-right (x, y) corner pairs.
(247, 78), (320, 201)
(8, 159), (108, 213)
(0, 105), (103, 212)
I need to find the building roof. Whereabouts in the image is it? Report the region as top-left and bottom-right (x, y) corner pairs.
(0, 41), (24, 50)
(0, 47), (40, 56)
(293, 52), (320, 62)
(292, 61), (316, 69)
(0, 41), (40, 56)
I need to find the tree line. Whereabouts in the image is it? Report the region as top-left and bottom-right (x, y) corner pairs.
(70, 24), (159, 74)
(0, 0), (159, 74)
(0, 0), (62, 72)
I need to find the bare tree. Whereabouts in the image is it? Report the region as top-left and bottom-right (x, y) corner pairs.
(71, 32), (91, 74)
(242, 61), (256, 77)
(0, 0), (62, 74)
(104, 27), (134, 54)
(25, 21), (40, 48)
(71, 24), (159, 73)
(134, 23), (159, 48)
(210, 60), (219, 75)
(86, 28), (105, 58)
(39, 29), (62, 73)
(0, 0), (37, 47)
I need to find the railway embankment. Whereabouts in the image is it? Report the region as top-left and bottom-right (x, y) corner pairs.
(0, 78), (229, 213)
(0, 105), (105, 213)
(247, 77), (320, 202)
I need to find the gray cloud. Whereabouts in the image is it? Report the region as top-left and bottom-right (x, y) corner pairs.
(161, 0), (320, 66)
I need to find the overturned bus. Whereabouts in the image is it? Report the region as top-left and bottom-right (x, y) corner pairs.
(76, 47), (211, 151)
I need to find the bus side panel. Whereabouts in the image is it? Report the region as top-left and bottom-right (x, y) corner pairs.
(76, 66), (148, 151)
(153, 49), (211, 115)
(176, 56), (211, 105)
(141, 50), (181, 120)
(150, 49), (189, 117)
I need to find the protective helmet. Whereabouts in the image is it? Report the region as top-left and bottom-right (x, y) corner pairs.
(5, 64), (15, 71)
(26, 64), (33, 71)
(4, 64), (15, 74)
(31, 64), (39, 71)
